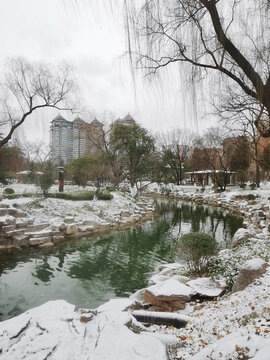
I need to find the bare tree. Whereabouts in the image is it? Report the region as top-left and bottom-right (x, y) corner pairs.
(86, 120), (125, 186)
(0, 57), (76, 147)
(23, 142), (52, 164)
(219, 89), (267, 186)
(123, 0), (270, 136)
(194, 128), (234, 191)
(157, 128), (194, 185)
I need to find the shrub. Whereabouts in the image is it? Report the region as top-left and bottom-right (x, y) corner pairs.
(106, 186), (116, 192)
(249, 183), (257, 190)
(4, 193), (36, 199)
(0, 174), (8, 185)
(38, 162), (54, 197)
(239, 183), (247, 189)
(175, 232), (218, 271)
(246, 193), (256, 201)
(96, 190), (113, 200)
(3, 188), (15, 195)
(48, 191), (95, 201)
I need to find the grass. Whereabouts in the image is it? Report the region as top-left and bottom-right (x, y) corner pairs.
(48, 191), (95, 201)
(3, 190), (113, 201)
(96, 190), (113, 200)
(2, 193), (38, 199)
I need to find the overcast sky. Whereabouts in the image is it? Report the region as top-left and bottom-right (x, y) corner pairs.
(0, 0), (212, 145)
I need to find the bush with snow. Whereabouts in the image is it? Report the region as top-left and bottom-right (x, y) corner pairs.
(175, 232), (218, 272)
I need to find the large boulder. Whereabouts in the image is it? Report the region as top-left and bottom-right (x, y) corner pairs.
(143, 279), (197, 311)
(232, 258), (269, 293)
(231, 228), (251, 248)
(187, 277), (226, 299)
(65, 224), (78, 235)
(0, 300), (168, 360)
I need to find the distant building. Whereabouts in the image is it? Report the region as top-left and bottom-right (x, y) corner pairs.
(110, 113), (136, 138)
(50, 114), (103, 165)
(115, 113), (136, 127)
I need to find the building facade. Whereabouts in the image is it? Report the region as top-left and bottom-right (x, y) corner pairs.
(50, 114), (135, 165)
(50, 114), (103, 165)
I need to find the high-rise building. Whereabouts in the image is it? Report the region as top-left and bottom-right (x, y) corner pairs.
(50, 114), (103, 165)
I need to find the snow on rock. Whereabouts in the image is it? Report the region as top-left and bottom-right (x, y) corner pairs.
(143, 279), (197, 311)
(187, 277), (225, 298)
(232, 258), (269, 293)
(192, 331), (270, 360)
(97, 298), (133, 313)
(146, 279), (196, 300)
(231, 227), (251, 248)
(0, 300), (168, 360)
(242, 257), (268, 271)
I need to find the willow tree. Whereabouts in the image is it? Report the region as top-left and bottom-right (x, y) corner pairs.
(123, 0), (270, 136)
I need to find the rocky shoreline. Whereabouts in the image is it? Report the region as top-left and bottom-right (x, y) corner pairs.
(0, 192), (155, 250)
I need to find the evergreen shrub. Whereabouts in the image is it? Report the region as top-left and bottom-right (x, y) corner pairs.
(175, 232), (218, 271)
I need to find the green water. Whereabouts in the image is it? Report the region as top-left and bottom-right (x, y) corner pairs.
(0, 200), (242, 321)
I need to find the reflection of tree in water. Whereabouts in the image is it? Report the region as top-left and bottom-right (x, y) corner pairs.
(67, 219), (174, 296)
(0, 199), (244, 320)
(32, 257), (55, 283)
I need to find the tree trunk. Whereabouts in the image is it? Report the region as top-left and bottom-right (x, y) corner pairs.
(255, 161), (260, 188)
(254, 145), (261, 187)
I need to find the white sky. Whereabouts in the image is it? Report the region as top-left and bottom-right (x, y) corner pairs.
(0, 0), (213, 145)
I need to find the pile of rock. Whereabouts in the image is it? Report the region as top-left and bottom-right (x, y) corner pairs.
(0, 199), (155, 250)
(131, 264), (226, 312)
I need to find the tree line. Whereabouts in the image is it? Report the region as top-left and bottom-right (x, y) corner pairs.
(2, 120), (270, 195)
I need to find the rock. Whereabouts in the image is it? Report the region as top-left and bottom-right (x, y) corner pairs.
(0, 300), (168, 360)
(15, 220), (30, 229)
(257, 210), (266, 219)
(65, 224), (78, 235)
(15, 236), (30, 247)
(52, 235), (65, 243)
(231, 228), (251, 248)
(64, 216), (75, 224)
(39, 242), (54, 248)
(12, 210), (28, 218)
(97, 298), (134, 313)
(29, 236), (52, 246)
(143, 279), (197, 311)
(5, 229), (26, 238)
(143, 292), (186, 311)
(187, 277), (225, 298)
(121, 211), (131, 218)
(28, 229), (52, 238)
(191, 331), (270, 360)
(27, 223), (50, 232)
(59, 222), (66, 231)
(2, 224), (16, 232)
(0, 215), (16, 226)
(78, 225), (94, 232)
(232, 258), (269, 293)
(129, 288), (148, 307)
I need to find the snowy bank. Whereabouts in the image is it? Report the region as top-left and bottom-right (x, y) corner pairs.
(0, 188), (154, 250)
(0, 299), (169, 360)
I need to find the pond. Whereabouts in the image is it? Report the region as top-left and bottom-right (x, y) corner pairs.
(0, 199), (243, 321)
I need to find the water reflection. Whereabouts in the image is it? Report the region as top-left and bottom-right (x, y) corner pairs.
(0, 199), (242, 321)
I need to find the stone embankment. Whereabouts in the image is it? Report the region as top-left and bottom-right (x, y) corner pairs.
(0, 197), (154, 250)
(144, 188), (270, 236)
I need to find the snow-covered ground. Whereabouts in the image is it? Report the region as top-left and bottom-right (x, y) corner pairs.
(0, 184), (155, 249)
(1, 182), (270, 359)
